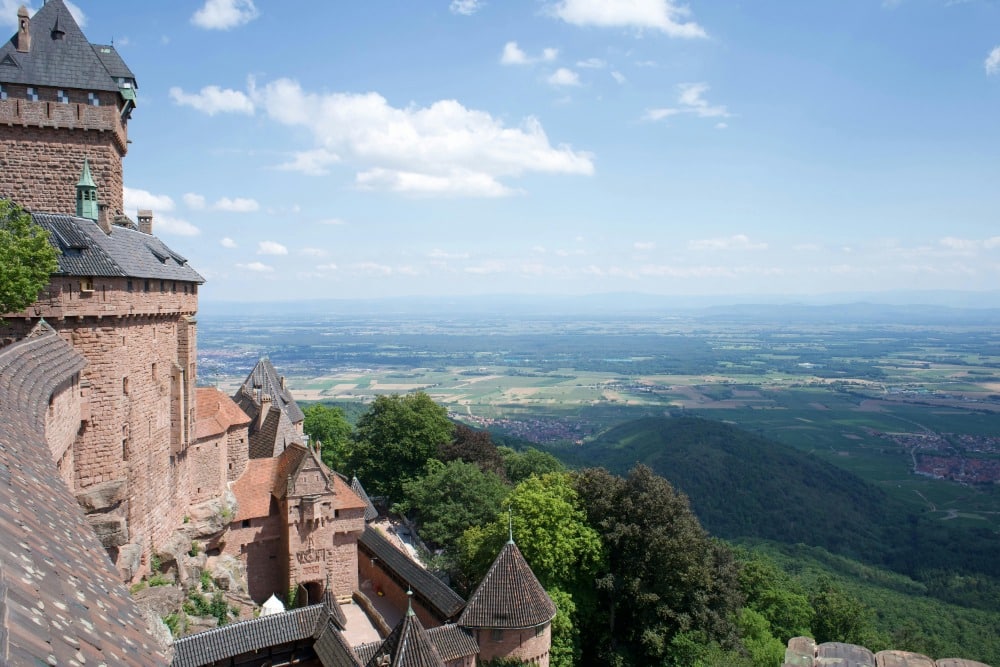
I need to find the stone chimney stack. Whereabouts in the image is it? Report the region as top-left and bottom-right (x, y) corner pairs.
(259, 394), (272, 430)
(280, 376), (286, 392)
(137, 209), (153, 235)
(16, 6), (30, 53)
(97, 203), (112, 234)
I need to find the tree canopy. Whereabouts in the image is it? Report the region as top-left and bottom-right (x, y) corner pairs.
(0, 200), (58, 318)
(303, 403), (352, 471)
(439, 423), (507, 479)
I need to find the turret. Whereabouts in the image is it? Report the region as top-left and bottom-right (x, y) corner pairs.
(76, 158), (98, 222)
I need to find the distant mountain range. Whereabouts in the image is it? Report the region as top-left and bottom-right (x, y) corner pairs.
(201, 290), (1000, 324)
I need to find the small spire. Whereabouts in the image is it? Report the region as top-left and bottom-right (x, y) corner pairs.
(406, 589), (414, 617)
(76, 158), (98, 222)
(507, 504), (514, 544)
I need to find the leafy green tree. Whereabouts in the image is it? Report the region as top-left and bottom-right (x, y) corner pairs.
(0, 199), (58, 319)
(303, 403), (352, 471)
(459, 472), (601, 592)
(737, 608), (786, 667)
(810, 576), (880, 647)
(348, 392), (454, 501)
(498, 446), (564, 484)
(737, 551), (813, 642)
(548, 587), (581, 667)
(396, 459), (507, 552)
(573, 466), (742, 666)
(439, 423), (506, 478)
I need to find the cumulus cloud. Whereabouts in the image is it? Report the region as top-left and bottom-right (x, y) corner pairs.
(611, 70), (626, 84)
(450, 0), (484, 15)
(169, 85), (254, 115)
(155, 215), (201, 236)
(123, 186), (175, 213)
(250, 79), (594, 196)
(644, 83), (730, 122)
(689, 234), (767, 251)
(184, 193), (259, 212)
(501, 41), (558, 65)
(257, 241), (288, 255)
(191, 0), (258, 30)
(220, 237), (238, 248)
(549, 0), (707, 38)
(237, 261), (273, 273)
(987, 46), (1000, 75)
(548, 68), (581, 87)
(276, 148), (341, 176)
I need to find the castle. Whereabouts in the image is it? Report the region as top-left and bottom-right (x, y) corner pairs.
(1, 3), (556, 666)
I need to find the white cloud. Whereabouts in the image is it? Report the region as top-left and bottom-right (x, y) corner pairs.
(450, 0), (484, 15)
(634, 241), (656, 250)
(611, 70), (626, 84)
(316, 263), (339, 272)
(577, 58), (606, 69)
(64, 1), (86, 27)
(549, 0), (707, 38)
(645, 82), (730, 122)
(715, 122), (728, 129)
(318, 218), (347, 226)
(986, 46), (1000, 75)
(351, 262), (393, 276)
(191, 0), (258, 30)
(183, 193), (207, 210)
(237, 261), (273, 273)
(169, 85), (254, 115)
(548, 67), (581, 87)
(940, 236), (1000, 251)
(689, 234), (767, 251)
(123, 186), (175, 213)
(220, 237), (238, 248)
(214, 197), (259, 212)
(257, 241), (288, 255)
(155, 215), (201, 236)
(501, 41), (558, 65)
(465, 260), (506, 274)
(276, 148), (341, 176)
(428, 249), (471, 259)
(250, 78), (594, 196)
(300, 247), (328, 257)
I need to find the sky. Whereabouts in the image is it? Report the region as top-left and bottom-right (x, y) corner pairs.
(4, 0), (1000, 303)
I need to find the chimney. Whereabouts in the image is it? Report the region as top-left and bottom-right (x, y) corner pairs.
(97, 203), (112, 234)
(16, 6), (30, 53)
(280, 376), (286, 392)
(137, 209), (153, 235)
(259, 394), (272, 430)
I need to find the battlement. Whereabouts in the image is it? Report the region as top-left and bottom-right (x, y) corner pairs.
(0, 96), (128, 153)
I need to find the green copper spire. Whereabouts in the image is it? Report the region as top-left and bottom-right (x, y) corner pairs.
(76, 158), (98, 221)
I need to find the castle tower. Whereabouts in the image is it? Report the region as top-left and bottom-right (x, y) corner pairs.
(1, 0), (136, 214)
(458, 537), (557, 666)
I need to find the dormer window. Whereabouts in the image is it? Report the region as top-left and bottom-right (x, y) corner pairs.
(26, 87), (37, 102)
(0, 84), (6, 101)
(88, 92), (99, 107)
(57, 89), (68, 104)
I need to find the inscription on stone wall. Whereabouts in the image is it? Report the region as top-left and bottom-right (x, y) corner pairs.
(296, 548), (326, 565)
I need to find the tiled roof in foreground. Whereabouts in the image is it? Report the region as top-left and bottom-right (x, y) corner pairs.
(783, 637), (992, 667)
(458, 540), (556, 630)
(0, 322), (168, 666)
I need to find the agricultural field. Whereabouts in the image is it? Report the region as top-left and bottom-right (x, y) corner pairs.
(198, 308), (1000, 527)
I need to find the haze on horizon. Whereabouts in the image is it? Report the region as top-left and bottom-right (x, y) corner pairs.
(18, 0), (998, 303)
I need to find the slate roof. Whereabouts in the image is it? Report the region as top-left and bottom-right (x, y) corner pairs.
(172, 602), (361, 667)
(458, 540), (556, 630)
(362, 604), (446, 667)
(352, 476), (379, 522)
(238, 357), (305, 424)
(359, 526), (466, 621)
(32, 212), (204, 282)
(0, 0), (134, 93)
(0, 322), (168, 665)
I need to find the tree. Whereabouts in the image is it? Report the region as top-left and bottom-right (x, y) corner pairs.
(737, 551), (813, 642)
(498, 446), (564, 484)
(0, 199), (58, 319)
(573, 466), (743, 665)
(396, 459), (507, 553)
(348, 392), (454, 501)
(302, 403), (352, 471)
(439, 424), (506, 479)
(810, 576), (881, 648)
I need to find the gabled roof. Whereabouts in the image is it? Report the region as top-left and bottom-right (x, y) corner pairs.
(351, 476), (379, 522)
(363, 603), (445, 667)
(0, 323), (168, 665)
(237, 357), (305, 424)
(195, 387), (250, 441)
(231, 457), (279, 522)
(358, 526), (465, 621)
(0, 0), (134, 93)
(458, 540), (556, 630)
(32, 212), (204, 282)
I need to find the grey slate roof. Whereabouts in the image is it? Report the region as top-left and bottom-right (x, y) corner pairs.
(172, 602), (360, 667)
(359, 526), (466, 622)
(426, 624), (479, 662)
(0, 0), (134, 92)
(363, 607), (445, 667)
(351, 476), (379, 522)
(33, 212), (204, 282)
(238, 357), (305, 424)
(0, 322), (168, 666)
(458, 540), (556, 630)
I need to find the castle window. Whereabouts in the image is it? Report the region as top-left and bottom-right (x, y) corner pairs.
(57, 89), (68, 104)
(491, 629), (503, 642)
(151, 362), (157, 380)
(144, 279), (150, 292)
(536, 624), (545, 636)
(88, 92), (99, 106)
(0, 84), (6, 100)
(160, 280), (165, 293)
(127, 279), (133, 292)
(192, 284), (198, 295)
(27, 87), (37, 101)
(172, 281), (176, 293)
(242, 519), (251, 528)
(122, 377), (129, 395)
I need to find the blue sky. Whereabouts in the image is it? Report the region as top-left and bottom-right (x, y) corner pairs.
(6, 0), (1000, 302)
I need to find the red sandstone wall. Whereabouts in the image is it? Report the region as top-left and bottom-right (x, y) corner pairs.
(358, 555), (441, 629)
(224, 515), (284, 603)
(189, 435), (227, 505)
(226, 428), (248, 482)
(284, 501), (364, 603)
(474, 624), (551, 667)
(44, 372), (83, 488)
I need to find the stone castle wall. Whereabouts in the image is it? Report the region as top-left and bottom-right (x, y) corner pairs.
(223, 514), (283, 603)
(358, 556), (441, 629)
(284, 506), (365, 602)
(44, 371), (83, 487)
(0, 89), (126, 214)
(474, 624), (551, 667)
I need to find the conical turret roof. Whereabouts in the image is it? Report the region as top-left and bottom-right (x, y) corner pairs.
(365, 599), (445, 667)
(458, 540), (556, 630)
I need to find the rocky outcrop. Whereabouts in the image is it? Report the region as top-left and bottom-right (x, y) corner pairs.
(75, 478), (127, 512)
(87, 513), (128, 548)
(183, 489), (238, 540)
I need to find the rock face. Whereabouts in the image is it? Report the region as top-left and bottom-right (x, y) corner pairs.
(87, 513), (128, 548)
(206, 555), (247, 595)
(117, 542), (143, 581)
(183, 490), (238, 540)
(76, 479), (127, 512)
(133, 585), (185, 618)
